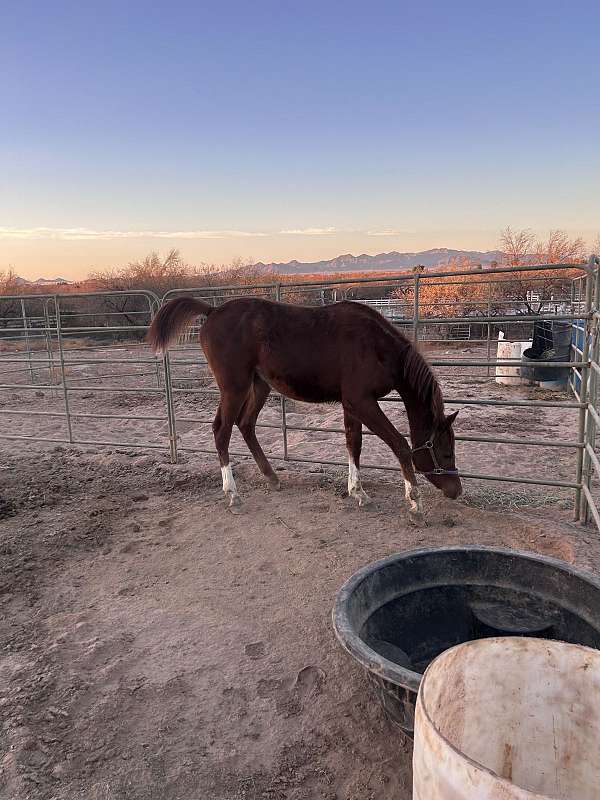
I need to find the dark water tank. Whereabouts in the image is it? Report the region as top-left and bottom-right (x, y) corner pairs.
(521, 320), (572, 385)
(332, 546), (600, 737)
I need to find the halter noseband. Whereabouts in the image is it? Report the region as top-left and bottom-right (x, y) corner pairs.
(411, 431), (459, 477)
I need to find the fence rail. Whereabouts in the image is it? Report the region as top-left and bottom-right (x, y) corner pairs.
(2, 259), (600, 527)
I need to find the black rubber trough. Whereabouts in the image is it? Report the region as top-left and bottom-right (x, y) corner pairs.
(521, 320), (572, 387)
(332, 546), (600, 737)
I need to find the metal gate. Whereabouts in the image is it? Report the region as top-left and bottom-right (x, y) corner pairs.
(1, 259), (599, 526)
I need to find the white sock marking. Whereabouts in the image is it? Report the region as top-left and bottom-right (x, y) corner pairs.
(348, 457), (371, 506)
(221, 464), (238, 496)
(404, 479), (423, 514)
(348, 458), (361, 494)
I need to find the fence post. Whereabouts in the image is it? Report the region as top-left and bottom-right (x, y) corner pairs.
(413, 275), (420, 343)
(575, 264), (595, 520)
(43, 300), (58, 387)
(20, 299), (34, 383)
(54, 296), (74, 443)
(157, 296), (178, 464)
(275, 283), (289, 459)
(580, 260), (600, 522)
(150, 298), (162, 389)
(583, 318), (599, 524)
(486, 282), (492, 377)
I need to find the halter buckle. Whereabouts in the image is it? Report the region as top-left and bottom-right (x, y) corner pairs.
(411, 433), (458, 477)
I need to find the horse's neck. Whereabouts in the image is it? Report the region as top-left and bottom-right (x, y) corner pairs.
(397, 345), (438, 441)
(401, 391), (435, 443)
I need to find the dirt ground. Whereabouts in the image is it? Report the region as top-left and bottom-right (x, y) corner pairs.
(1, 341), (599, 799)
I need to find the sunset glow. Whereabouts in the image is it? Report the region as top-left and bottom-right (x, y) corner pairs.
(2, 1), (599, 280)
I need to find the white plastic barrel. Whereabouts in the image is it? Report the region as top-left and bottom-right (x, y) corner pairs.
(496, 335), (532, 385)
(413, 637), (600, 799)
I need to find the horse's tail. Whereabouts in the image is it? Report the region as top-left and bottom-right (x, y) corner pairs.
(147, 297), (213, 355)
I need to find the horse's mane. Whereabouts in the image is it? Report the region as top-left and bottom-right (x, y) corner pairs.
(400, 339), (445, 423)
(348, 302), (445, 423)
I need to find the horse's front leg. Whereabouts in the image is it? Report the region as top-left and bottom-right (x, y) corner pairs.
(344, 395), (425, 524)
(403, 478), (423, 519)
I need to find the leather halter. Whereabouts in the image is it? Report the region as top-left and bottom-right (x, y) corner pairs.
(411, 431), (460, 477)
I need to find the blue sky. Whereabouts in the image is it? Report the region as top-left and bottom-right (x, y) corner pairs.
(2, 0), (599, 278)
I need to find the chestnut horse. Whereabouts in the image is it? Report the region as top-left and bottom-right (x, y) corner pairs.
(147, 297), (462, 520)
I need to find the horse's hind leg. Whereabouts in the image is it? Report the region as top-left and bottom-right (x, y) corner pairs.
(343, 406), (371, 507)
(344, 395), (424, 522)
(237, 376), (280, 489)
(213, 390), (248, 509)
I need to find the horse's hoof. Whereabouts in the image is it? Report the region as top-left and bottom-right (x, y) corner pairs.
(268, 475), (282, 490)
(228, 494), (242, 513)
(349, 488), (372, 507)
(409, 510), (427, 528)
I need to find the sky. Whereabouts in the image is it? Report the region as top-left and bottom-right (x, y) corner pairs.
(2, 0), (599, 280)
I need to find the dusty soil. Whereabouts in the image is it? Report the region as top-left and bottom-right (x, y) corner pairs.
(1, 340), (599, 799)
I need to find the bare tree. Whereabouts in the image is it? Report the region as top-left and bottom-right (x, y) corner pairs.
(495, 227), (584, 314)
(488, 268), (575, 315)
(0, 267), (19, 296)
(87, 251), (274, 326)
(533, 229), (585, 264)
(0, 269), (22, 327)
(89, 249), (194, 297)
(499, 227), (536, 266)
(86, 250), (193, 327)
(398, 258), (491, 318)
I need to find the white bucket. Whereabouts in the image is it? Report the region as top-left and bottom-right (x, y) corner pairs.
(496, 337), (532, 385)
(413, 637), (600, 799)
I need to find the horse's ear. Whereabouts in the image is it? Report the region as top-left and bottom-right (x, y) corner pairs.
(444, 410), (459, 428)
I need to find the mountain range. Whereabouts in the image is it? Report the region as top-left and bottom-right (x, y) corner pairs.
(13, 248), (506, 285)
(14, 276), (72, 286)
(256, 248), (504, 274)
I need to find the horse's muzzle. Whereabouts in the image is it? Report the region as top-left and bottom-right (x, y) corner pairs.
(443, 479), (463, 499)
(425, 472), (463, 499)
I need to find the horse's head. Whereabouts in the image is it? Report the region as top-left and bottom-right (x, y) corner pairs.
(411, 410), (462, 499)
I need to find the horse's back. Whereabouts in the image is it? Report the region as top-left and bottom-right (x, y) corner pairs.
(200, 297), (404, 401)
